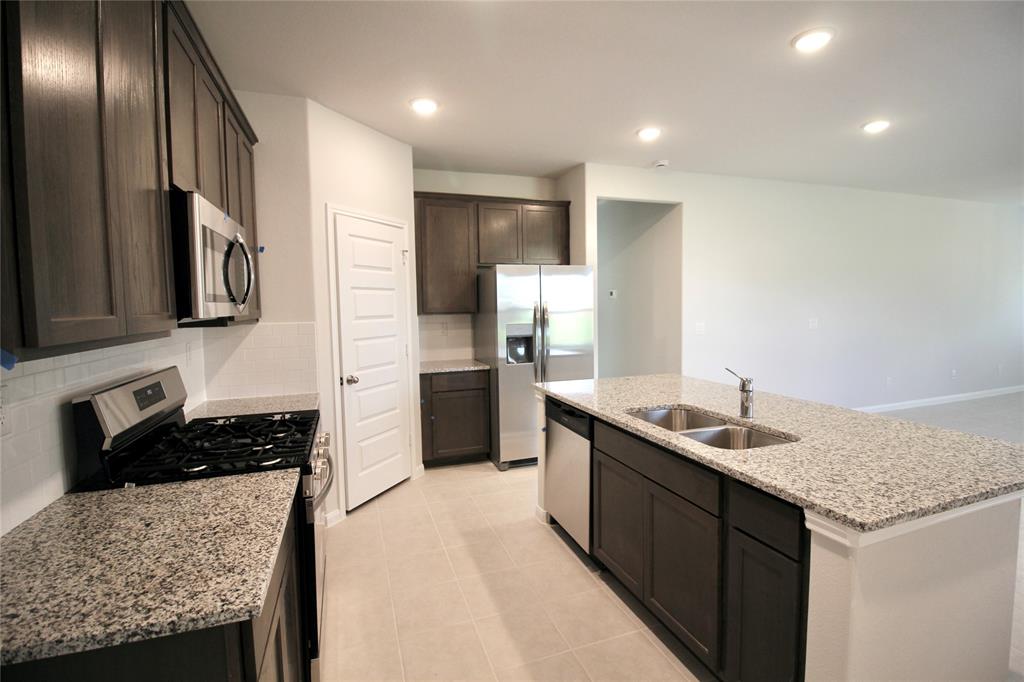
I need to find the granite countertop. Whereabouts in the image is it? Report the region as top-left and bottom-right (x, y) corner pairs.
(537, 375), (1024, 533)
(0, 470), (299, 665)
(419, 359), (490, 374)
(186, 393), (319, 420)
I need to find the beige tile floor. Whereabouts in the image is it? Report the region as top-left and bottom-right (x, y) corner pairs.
(321, 461), (714, 682)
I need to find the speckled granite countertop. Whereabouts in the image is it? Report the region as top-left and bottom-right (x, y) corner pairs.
(537, 375), (1023, 532)
(419, 359), (490, 374)
(0, 470), (299, 665)
(187, 393), (319, 420)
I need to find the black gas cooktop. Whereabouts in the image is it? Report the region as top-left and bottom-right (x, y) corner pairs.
(78, 410), (320, 490)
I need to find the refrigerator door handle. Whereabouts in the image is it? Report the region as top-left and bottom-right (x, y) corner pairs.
(532, 303), (541, 383)
(542, 303), (551, 382)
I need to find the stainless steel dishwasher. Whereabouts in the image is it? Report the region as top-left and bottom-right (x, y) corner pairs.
(544, 398), (592, 553)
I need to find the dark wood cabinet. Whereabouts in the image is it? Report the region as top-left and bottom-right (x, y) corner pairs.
(592, 449), (645, 597)
(415, 197), (478, 314)
(588, 420), (809, 680)
(522, 204), (569, 264)
(644, 480), (720, 667)
(3, 0), (175, 349)
(724, 529), (803, 682)
(225, 112), (261, 324)
(419, 371), (491, 464)
(255, 546), (303, 682)
(103, 0), (177, 336)
(414, 192), (570, 314)
(478, 202), (522, 264)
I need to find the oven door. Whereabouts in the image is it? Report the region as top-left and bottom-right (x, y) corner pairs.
(185, 191), (255, 320)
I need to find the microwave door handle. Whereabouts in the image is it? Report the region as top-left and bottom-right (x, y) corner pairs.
(221, 239), (239, 305)
(234, 233), (255, 309)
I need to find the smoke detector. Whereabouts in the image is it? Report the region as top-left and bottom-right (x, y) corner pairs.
(652, 159), (670, 169)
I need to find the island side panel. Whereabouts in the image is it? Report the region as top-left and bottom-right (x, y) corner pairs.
(805, 497), (1020, 681)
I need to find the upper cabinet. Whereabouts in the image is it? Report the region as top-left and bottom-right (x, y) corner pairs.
(3, 0), (175, 349)
(414, 192), (570, 314)
(2, 0), (262, 354)
(416, 196), (478, 314)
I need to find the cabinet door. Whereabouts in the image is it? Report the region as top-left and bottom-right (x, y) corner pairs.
(724, 528), (802, 682)
(195, 69), (225, 210)
(6, 1), (126, 346)
(430, 388), (490, 459)
(477, 202), (521, 264)
(103, 0), (176, 335)
(644, 480), (721, 668)
(592, 450), (644, 597)
(416, 197), (477, 314)
(258, 559), (304, 682)
(230, 135), (261, 323)
(165, 8), (198, 193)
(522, 204), (568, 264)
(223, 109), (242, 222)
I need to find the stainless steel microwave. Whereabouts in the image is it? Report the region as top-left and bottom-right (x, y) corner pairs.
(171, 191), (256, 321)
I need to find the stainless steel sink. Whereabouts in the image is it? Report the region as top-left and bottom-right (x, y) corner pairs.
(679, 425), (796, 450)
(628, 407), (726, 431)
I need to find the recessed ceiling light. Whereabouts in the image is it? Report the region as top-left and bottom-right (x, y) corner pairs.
(791, 28), (835, 53)
(637, 127), (661, 142)
(409, 98), (439, 116)
(861, 119), (891, 135)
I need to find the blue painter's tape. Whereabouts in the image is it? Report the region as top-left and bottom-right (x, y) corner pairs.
(1, 349), (17, 371)
(258, 245), (265, 253)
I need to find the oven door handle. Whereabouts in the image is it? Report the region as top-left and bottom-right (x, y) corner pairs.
(312, 455), (334, 507)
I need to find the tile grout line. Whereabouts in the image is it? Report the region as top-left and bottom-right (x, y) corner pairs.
(376, 504), (409, 682)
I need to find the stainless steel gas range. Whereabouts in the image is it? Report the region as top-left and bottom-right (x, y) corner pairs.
(71, 367), (331, 682)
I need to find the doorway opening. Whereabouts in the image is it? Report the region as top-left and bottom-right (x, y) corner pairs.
(596, 199), (683, 378)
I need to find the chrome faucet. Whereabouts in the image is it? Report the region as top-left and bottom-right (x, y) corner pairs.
(725, 368), (754, 419)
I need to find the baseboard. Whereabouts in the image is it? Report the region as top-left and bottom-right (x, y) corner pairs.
(857, 385), (1024, 413)
(412, 464), (425, 479)
(325, 509), (344, 527)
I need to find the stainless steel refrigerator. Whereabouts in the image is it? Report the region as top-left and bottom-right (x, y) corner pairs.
(474, 265), (594, 468)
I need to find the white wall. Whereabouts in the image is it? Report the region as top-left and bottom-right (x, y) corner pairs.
(597, 200), (682, 378)
(306, 99), (417, 516)
(235, 91), (315, 323)
(0, 329), (206, 533)
(413, 168), (557, 201)
(571, 162), (1024, 408)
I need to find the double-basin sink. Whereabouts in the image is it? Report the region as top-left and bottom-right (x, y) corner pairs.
(626, 407), (798, 450)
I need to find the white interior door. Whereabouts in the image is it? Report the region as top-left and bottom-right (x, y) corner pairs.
(334, 212), (411, 509)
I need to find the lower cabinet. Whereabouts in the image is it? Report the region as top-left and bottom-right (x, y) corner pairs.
(420, 371), (491, 464)
(592, 450), (644, 597)
(588, 418), (808, 681)
(644, 480), (720, 666)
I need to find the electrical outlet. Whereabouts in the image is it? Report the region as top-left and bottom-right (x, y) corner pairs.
(695, 321), (706, 336)
(440, 321), (449, 337)
(808, 318), (819, 330)
(185, 342), (193, 367)
(885, 376), (895, 388)
(998, 363), (1004, 376)
(950, 368), (958, 379)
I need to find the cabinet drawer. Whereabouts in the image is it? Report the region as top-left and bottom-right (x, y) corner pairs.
(431, 371), (488, 392)
(727, 480), (803, 561)
(593, 422), (720, 515)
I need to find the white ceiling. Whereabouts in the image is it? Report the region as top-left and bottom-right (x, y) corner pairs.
(189, 1), (1024, 204)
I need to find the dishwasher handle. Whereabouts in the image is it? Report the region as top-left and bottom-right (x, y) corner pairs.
(545, 398), (592, 440)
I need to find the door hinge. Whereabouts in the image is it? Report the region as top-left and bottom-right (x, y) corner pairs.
(405, 343), (409, 358)
(401, 249), (409, 265)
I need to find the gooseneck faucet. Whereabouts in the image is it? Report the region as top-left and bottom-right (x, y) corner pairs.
(725, 368), (754, 419)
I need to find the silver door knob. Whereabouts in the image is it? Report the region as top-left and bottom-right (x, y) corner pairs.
(345, 375), (360, 385)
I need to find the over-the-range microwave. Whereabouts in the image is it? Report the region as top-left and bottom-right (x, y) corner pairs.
(171, 191), (256, 322)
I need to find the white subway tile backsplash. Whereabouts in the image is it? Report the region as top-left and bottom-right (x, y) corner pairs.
(418, 314), (475, 362)
(0, 328), (206, 535)
(202, 322), (318, 400)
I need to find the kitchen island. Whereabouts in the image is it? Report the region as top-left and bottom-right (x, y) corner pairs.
(536, 374), (1023, 681)
(0, 469), (301, 680)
